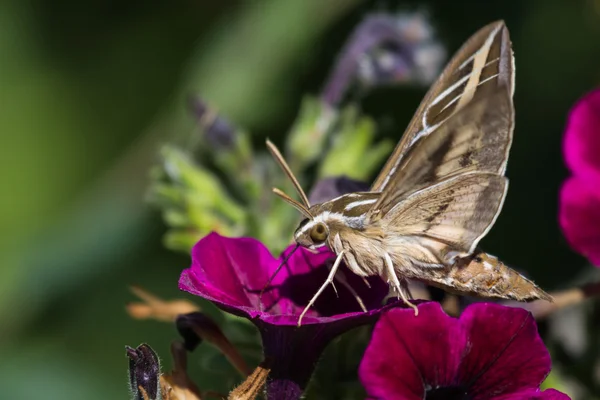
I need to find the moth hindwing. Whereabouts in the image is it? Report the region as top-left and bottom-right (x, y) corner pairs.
(266, 21), (550, 326)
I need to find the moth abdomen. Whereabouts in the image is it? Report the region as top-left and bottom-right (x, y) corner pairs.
(420, 252), (553, 302)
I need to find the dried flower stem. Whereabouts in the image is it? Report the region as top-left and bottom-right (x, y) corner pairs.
(190, 322), (251, 377)
(126, 287), (250, 377)
(160, 342), (203, 400)
(440, 281), (600, 319)
(176, 312), (252, 377)
(228, 359), (272, 400)
(127, 285), (200, 322)
(139, 387), (152, 400)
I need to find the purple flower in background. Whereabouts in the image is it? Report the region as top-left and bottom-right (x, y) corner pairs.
(560, 88), (600, 266)
(189, 95), (237, 150)
(307, 175), (370, 205)
(179, 232), (391, 399)
(359, 302), (569, 400)
(322, 12), (444, 107)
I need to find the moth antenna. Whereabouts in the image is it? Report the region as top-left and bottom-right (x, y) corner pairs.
(272, 188), (313, 220)
(266, 139), (311, 209)
(259, 244), (301, 311)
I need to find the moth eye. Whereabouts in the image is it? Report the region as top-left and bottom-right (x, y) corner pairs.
(309, 223), (328, 243)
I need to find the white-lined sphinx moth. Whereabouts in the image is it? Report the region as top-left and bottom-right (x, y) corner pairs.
(268, 21), (552, 326)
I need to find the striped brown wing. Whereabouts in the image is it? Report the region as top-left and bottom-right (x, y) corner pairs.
(382, 172), (507, 259)
(370, 20), (514, 196)
(370, 89), (512, 216)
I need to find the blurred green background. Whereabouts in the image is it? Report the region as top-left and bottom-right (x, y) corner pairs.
(1, 0), (600, 399)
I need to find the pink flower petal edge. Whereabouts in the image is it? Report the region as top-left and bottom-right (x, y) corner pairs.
(359, 302), (567, 399)
(559, 177), (600, 266)
(563, 88), (600, 183)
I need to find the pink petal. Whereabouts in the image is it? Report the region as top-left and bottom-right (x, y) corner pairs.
(359, 303), (466, 400)
(559, 177), (600, 266)
(563, 88), (600, 182)
(179, 232), (389, 324)
(494, 388), (571, 400)
(179, 232), (278, 315)
(458, 303), (551, 399)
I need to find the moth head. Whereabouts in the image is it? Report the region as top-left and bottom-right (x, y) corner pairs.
(294, 218), (329, 249)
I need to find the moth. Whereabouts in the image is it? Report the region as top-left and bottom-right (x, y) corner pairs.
(267, 21), (552, 326)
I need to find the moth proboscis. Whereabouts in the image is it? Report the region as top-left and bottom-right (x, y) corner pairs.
(266, 20), (552, 326)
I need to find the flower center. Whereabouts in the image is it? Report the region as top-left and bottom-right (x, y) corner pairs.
(425, 386), (471, 400)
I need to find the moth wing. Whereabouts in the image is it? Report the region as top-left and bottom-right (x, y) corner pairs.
(382, 172), (507, 259)
(370, 20), (513, 203)
(370, 89), (513, 216)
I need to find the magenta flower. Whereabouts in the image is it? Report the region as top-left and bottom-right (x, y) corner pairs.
(560, 88), (600, 266)
(179, 232), (391, 399)
(359, 302), (569, 400)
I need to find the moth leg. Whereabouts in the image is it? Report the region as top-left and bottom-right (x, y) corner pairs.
(333, 269), (368, 312)
(400, 279), (414, 300)
(342, 248), (372, 290)
(322, 258), (340, 297)
(298, 250), (345, 327)
(362, 277), (372, 289)
(328, 232), (368, 311)
(331, 282), (339, 298)
(384, 253), (419, 316)
(336, 247), (368, 310)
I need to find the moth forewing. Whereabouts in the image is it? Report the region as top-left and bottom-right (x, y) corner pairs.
(371, 20), (514, 194)
(367, 89), (513, 216)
